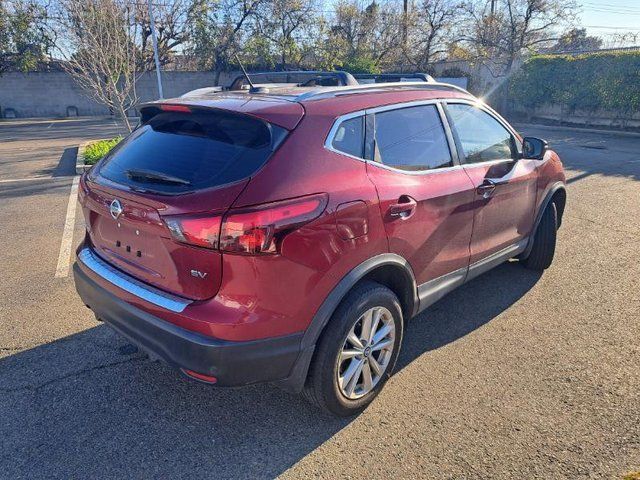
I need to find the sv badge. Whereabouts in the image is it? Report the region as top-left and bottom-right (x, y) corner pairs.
(190, 269), (208, 279)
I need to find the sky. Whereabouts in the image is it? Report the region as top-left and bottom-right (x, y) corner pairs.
(577, 0), (640, 37)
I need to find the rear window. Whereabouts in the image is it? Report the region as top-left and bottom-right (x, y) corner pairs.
(374, 104), (452, 171)
(95, 110), (287, 194)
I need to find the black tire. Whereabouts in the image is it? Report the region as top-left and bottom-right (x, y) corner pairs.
(303, 281), (403, 417)
(522, 202), (558, 270)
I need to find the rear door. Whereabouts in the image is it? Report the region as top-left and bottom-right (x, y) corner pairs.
(363, 102), (476, 286)
(444, 102), (537, 264)
(79, 107), (287, 300)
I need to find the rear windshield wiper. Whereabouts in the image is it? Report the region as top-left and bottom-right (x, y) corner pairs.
(125, 169), (191, 186)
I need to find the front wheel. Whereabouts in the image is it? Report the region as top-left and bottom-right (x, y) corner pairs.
(303, 282), (403, 416)
(522, 202), (558, 271)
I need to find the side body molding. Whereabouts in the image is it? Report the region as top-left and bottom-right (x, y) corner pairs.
(276, 253), (418, 392)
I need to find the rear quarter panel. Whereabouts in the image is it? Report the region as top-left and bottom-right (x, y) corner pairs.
(212, 110), (390, 340)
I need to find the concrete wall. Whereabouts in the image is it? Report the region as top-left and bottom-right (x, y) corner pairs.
(0, 68), (480, 119)
(0, 71), (108, 117)
(510, 103), (640, 129)
(0, 71), (240, 118)
(2, 68), (636, 129)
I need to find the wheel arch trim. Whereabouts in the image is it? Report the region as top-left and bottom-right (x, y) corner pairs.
(522, 181), (566, 258)
(275, 253), (418, 392)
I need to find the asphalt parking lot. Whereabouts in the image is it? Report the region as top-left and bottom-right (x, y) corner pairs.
(0, 117), (638, 479)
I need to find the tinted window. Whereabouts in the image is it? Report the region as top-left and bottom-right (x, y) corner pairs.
(331, 116), (364, 158)
(96, 110), (286, 194)
(374, 105), (452, 171)
(447, 104), (515, 163)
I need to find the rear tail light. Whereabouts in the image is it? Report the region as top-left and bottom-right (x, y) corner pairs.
(164, 214), (222, 249)
(162, 193), (327, 255)
(220, 194), (328, 254)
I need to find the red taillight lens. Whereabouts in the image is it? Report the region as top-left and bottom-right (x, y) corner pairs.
(164, 214), (222, 249)
(162, 194), (327, 254)
(220, 194), (328, 255)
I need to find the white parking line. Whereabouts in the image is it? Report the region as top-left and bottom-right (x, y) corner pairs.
(0, 176), (55, 183)
(54, 176), (80, 278)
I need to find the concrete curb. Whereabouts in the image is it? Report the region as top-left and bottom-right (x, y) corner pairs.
(514, 122), (640, 138)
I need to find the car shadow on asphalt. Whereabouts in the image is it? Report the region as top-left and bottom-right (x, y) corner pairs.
(0, 261), (541, 479)
(397, 261), (542, 371)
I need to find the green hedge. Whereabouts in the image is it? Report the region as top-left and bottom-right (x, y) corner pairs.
(84, 137), (122, 165)
(510, 50), (640, 116)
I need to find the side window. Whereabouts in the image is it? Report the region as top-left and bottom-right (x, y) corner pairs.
(446, 103), (515, 163)
(331, 116), (364, 158)
(374, 104), (452, 171)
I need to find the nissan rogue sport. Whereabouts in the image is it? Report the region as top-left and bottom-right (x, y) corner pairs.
(74, 80), (566, 416)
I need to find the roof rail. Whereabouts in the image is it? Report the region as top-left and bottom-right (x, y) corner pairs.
(294, 80), (471, 101)
(352, 72), (435, 83)
(228, 70), (358, 90)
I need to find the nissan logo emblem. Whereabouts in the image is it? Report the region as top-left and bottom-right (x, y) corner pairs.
(110, 199), (123, 220)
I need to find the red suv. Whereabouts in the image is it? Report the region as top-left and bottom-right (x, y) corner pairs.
(74, 81), (566, 416)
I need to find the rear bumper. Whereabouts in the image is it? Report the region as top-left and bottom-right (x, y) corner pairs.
(73, 262), (303, 387)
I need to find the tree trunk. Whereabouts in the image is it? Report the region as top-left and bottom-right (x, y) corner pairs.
(113, 97), (132, 133)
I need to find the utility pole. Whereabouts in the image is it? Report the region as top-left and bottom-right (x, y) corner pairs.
(147, 0), (164, 99)
(403, 0), (408, 48)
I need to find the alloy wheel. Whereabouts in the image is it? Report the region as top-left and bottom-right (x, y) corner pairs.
(336, 306), (396, 400)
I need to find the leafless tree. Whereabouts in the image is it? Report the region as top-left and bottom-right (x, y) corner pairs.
(329, 0), (402, 69)
(59, 0), (143, 131)
(255, 0), (316, 69)
(405, 0), (464, 70)
(134, 0), (194, 68)
(463, 0), (577, 73)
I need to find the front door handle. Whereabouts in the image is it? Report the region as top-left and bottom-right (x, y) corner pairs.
(388, 195), (417, 219)
(476, 180), (497, 199)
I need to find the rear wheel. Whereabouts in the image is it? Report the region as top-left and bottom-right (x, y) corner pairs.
(522, 202), (558, 270)
(303, 282), (403, 416)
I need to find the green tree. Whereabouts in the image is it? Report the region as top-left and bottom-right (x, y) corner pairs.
(188, 0), (265, 83)
(329, 1), (402, 70)
(0, 0), (53, 74)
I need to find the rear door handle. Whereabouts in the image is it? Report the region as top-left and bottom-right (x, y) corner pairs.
(388, 195), (417, 219)
(476, 180), (497, 198)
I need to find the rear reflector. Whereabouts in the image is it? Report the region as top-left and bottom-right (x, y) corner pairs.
(181, 369), (218, 384)
(160, 104), (191, 113)
(162, 193), (328, 255)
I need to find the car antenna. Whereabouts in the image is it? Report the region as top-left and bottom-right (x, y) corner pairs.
(235, 54), (268, 94)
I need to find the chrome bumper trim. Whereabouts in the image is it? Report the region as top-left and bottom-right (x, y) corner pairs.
(77, 248), (192, 313)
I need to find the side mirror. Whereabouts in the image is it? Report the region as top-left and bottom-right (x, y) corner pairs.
(522, 136), (548, 160)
